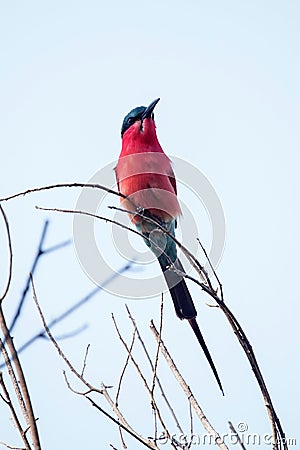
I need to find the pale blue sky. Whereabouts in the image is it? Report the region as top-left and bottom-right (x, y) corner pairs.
(0, 1), (299, 449)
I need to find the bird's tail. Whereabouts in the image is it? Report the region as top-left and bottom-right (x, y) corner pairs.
(159, 259), (224, 395)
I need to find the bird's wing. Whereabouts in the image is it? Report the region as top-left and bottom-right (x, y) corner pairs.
(113, 165), (121, 193)
(167, 164), (177, 195)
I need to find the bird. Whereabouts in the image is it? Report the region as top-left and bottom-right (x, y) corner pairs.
(115, 98), (223, 394)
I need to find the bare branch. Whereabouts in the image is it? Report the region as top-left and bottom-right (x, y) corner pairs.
(0, 261), (133, 369)
(8, 220), (49, 337)
(43, 239), (71, 254)
(0, 441), (26, 450)
(41, 199), (287, 449)
(118, 425), (128, 450)
(115, 329), (136, 407)
(6, 220), (70, 345)
(0, 205), (13, 303)
(151, 294), (164, 398)
(0, 339), (27, 426)
(151, 295), (164, 445)
(0, 311), (40, 449)
(30, 274), (98, 394)
(63, 371), (91, 396)
(110, 444), (120, 450)
(150, 321), (229, 450)
(187, 401), (194, 449)
(85, 395), (158, 450)
(125, 305), (185, 436)
(8, 182), (286, 449)
(32, 277), (157, 450)
(0, 182), (125, 203)
(111, 313), (179, 450)
(197, 237), (224, 301)
(108, 205), (211, 287)
(36, 206), (179, 278)
(181, 273), (286, 450)
(0, 373), (31, 450)
(64, 371), (158, 450)
(81, 344), (91, 378)
(52, 324), (88, 341)
(195, 240), (289, 446)
(37, 204), (209, 291)
(101, 383), (160, 449)
(228, 422), (247, 450)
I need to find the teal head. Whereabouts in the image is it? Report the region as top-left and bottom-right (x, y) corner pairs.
(121, 98), (160, 137)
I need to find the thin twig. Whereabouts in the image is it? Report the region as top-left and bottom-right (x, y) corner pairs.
(100, 383), (159, 450)
(81, 344), (91, 378)
(43, 239), (71, 254)
(32, 186), (287, 449)
(0, 262), (133, 369)
(0, 205), (13, 303)
(151, 295), (164, 397)
(0, 441), (26, 450)
(0, 373), (31, 450)
(86, 395), (158, 450)
(109, 205), (212, 287)
(150, 321), (229, 450)
(228, 421), (247, 450)
(0, 182), (125, 203)
(52, 324), (88, 341)
(196, 239), (283, 448)
(36, 205), (176, 265)
(32, 277), (156, 449)
(197, 239), (284, 448)
(110, 444), (119, 450)
(64, 369), (157, 449)
(62, 371), (90, 396)
(0, 339), (27, 426)
(115, 328), (136, 406)
(181, 273), (286, 450)
(1, 185), (159, 285)
(111, 314), (179, 450)
(8, 221), (49, 337)
(37, 203), (210, 290)
(151, 295), (164, 445)
(36, 206), (179, 280)
(125, 305), (185, 436)
(118, 425), (128, 450)
(0, 311), (40, 449)
(197, 237), (224, 301)
(30, 275), (98, 394)
(188, 401), (193, 449)
(6, 221), (70, 345)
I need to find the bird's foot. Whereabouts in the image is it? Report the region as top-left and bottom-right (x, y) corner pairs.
(151, 214), (166, 228)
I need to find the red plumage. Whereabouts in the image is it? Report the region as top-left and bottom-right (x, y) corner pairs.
(115, 118), (181, 223)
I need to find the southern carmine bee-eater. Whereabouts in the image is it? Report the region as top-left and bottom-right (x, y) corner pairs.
(115, 98), (223, 394)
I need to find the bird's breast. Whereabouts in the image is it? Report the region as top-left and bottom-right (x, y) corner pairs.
(116, 151), (181, 222)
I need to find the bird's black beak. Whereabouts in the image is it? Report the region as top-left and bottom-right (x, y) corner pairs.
(141, 98), (160, 120)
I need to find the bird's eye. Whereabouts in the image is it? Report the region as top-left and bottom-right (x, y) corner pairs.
(127, 117), (135, 125)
